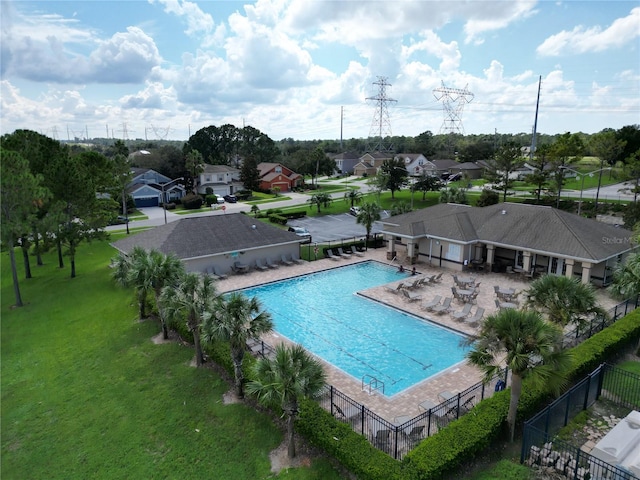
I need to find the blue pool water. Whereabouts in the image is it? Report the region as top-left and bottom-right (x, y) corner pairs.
(241, 261), (470, 396)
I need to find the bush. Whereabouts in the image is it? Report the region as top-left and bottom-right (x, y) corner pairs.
(268, 213), (288, 225)
(181, 194), (204, 210)
(475, 189), (500, 207)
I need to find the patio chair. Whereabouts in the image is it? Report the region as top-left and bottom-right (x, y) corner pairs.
(432, 297), (452, 314)
(232, 261), (250, 274)
(403, 278), (422, 290)
(265, 258), (279, 269)
(349, 246), (365, 257)
(465, 307), (485, 327)
(374, 429), (392, 451)
(332, 403), (361, 421)
(432, 272), (443, 283)
(493, 285), (500, 296)
(255, 259), (269, 271)
(419, 275), (434, 286)
(326, 249), (341, 261)
(337, 247), (351, 259)
(280, 254), (294, 266)
(401, 288), (422, 302)
(460, 396), (476, 413)
(451, 303), (473, 321)
(421, 295), (442, 311)
(451, 286), (460, 301)
(408, 425), (425, 443)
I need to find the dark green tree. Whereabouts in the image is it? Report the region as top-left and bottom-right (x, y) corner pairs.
(240, 155), (261, 192)
(0, 148), (51, 306)
(413, 130), (437, 158)
(379, 158), (407, 199)
(484, 142), (524, 202)
(356, 202), (381, 250)
(590, 130), (626, 211)
(413, 172), (443, 200)
(549, 132), (584, 207)
(343, 189), (362, 207)
(307, 192), (331, 213)
(526, 143), (553, 201)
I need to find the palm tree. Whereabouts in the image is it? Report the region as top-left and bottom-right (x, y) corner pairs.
(609, 253), (640, 300)
(111, 246), (151, 320)
(246, 344), (326, 459)
(147, 250), (185, 339)
(202, 292), (273, 398)
(343, 189), (362, 208)
(160, 273), (217, 367)
(525, 275), (606, 329)
(307, 192), (331, 213)
(467, 309), (572, 442)
(356, 201), (381, 250)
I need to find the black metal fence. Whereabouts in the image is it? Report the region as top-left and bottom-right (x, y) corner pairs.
(521, 364), (640, 480)
(316, 369), (508, 460)
(300, 234), (385, 261)
(561, 295), (640, 349)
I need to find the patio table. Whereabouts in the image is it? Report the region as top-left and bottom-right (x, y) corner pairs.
(457, 289), (474, 303)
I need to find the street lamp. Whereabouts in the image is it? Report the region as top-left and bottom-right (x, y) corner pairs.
(559, 166), (611, 216)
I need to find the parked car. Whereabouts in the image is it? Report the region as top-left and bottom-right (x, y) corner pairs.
(349, 206), (361, 216)
(447, 173), (462, 182)
(214, 195), (225, 204)
(288, 226), (311, 239)
(223, 194), (237, 203)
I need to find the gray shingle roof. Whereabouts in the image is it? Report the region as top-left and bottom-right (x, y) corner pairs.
(380, 203), (636, 263)
(111, 213), (302, 260)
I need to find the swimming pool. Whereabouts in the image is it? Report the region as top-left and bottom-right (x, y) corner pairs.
(241, 261), (470, 396)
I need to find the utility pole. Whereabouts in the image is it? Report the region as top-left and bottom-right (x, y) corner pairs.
(530, 75), (542, 161)
(366, 76), (397, 153)
(340, 106), (344, 151)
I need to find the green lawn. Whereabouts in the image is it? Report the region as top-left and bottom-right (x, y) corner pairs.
(1, 241), (344, 479)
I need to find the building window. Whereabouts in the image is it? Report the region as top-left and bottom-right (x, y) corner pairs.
(275, 166), (282, 173)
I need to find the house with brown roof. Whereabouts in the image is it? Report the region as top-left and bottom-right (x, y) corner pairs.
(352, 152), (393, 177)
(111, 213), (306, 275)
(257, 163), (302, 192)
(379, 202), (637, 286)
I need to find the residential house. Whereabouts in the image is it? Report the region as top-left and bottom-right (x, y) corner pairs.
(127, 168), (186, 207)
(450, 161), (484, 180)
(257, 163), (302, 192)
(352, 152), (394, 177)
(330, 152), (360, 175)
(431, 159), (460, 178)
(110, 213), (306, 275)
(379, 202), (637, 286)
(195, 164), (243, 196)
(393, 154), (438, 177)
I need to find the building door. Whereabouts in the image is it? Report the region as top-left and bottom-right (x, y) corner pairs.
(550, 257), (564, 275)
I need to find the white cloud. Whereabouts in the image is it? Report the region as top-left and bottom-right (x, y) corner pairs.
(462, 0), (538, 44)
(537, 7), (640, 56)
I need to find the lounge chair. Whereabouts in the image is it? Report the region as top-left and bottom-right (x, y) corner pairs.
(349, 246), (365, 257)
(401, 289), (422, 302)
(337, 247), (351, 259)
(326, 249), (341, 261)
(432, 272), (443, 283)
(404, 278), (423, 290)
(460, 396), (476, 413)
(432, 297), (452, 314)
(384, 283), (404, 294)
(422, 295), (442, 311)
(289, 254), (305, 264)
(265, 258), (279, 269)
(255, 259), (269, 271)
(451, 303), (473, 321)
(280, 254), (294, 266)
(213, 266), (228, 279)
(419, 275), (435, 286)
(374, 429), (391, 451)
(465, 307), (485, 327)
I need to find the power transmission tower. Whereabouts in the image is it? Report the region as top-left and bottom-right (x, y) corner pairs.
(366, 76), (397, 152)
(150, 124), (173, 140)
(433, 81), (474, 134)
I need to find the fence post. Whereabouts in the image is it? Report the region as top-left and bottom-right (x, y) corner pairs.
(330, 386), (334, 415)
(394, 425), (399, 459)
(572, 448), (581, 480)
(520, 421), (529, 464)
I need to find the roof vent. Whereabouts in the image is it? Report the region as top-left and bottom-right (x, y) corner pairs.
(501, 210), (507, 215)
(251, 224), (256, 229)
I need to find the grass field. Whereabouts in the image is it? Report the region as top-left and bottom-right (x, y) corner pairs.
(1, 241), (343, 479)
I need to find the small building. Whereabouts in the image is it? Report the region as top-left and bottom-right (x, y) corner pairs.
(110, 213), (306, 275)
(379, 202), (637, 286)
(330, 152), (360, 175)
(127, 168), (186, 207)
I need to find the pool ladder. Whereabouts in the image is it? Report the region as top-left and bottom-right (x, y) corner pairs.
(362, 374), (385, 395)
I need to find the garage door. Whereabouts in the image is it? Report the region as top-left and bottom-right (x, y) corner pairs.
(135, 196), (159, 207)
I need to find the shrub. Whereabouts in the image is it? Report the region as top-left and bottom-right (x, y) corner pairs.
(475, 189), (500, 207)
(181, 194), (203, 210)
(268, 213), (287, 225)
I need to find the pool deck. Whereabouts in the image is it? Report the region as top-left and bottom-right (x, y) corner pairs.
(215, 249), (621, 422)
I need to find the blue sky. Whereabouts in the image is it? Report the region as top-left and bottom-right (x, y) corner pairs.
(1, 0), (638, 142)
